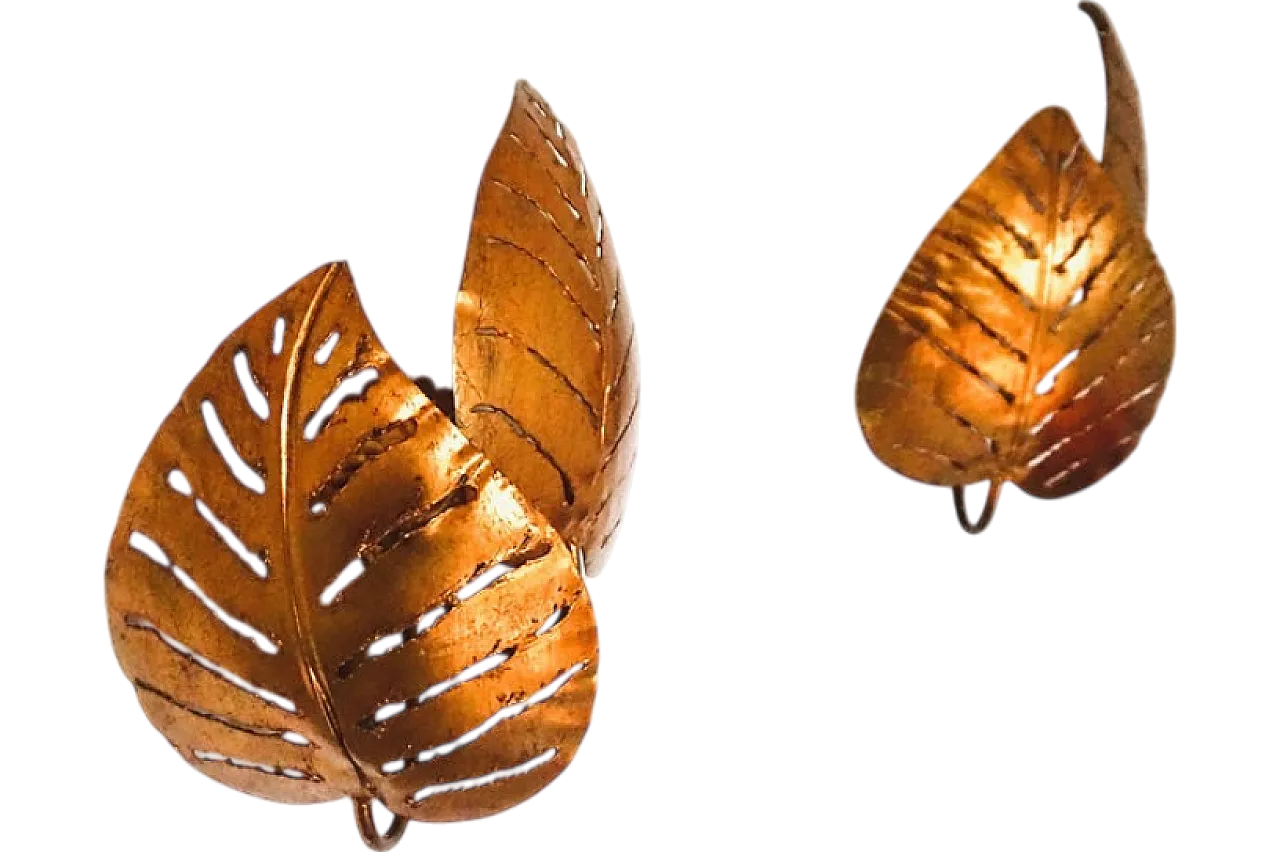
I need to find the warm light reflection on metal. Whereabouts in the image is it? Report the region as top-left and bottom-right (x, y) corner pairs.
(856, 3), (1174, 532)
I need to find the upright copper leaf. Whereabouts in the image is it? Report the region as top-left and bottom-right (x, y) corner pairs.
(856, 105), (1174, 523)
(106, 263), (598, 841)
(455, 81), (638, 577)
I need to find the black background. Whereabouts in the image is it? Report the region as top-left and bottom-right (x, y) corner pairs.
(74, 3), (1213, 844)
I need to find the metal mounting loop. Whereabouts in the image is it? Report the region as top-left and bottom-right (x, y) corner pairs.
(952, 479), (1003, 534)
(354, 797), (409, 851)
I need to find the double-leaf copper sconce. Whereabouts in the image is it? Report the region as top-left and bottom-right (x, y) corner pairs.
(105, 82), (637, 849)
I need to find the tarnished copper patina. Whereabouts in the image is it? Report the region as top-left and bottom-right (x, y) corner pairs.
(106, 83), (635, 849)
(856, 3), (1173, 532)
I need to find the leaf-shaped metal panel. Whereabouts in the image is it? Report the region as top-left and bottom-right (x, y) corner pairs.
(856, 6), (1174, 531)
(106, 263), (597, 843)
(455, 82), (638, 578)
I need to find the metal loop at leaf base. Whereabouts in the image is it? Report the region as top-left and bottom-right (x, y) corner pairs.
(953, 480), (1003, 535)
(354, 798), (409, 851)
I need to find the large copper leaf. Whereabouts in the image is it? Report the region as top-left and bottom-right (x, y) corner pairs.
(856, 7), (1174, 529)
(454, 82), (637, 577)
(106, 263), (597, 839)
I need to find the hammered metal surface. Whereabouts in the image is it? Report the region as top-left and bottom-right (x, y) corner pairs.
(856, 4), (1174, 529)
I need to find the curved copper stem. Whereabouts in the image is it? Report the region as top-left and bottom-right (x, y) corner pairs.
(1080, 2), (1147, 222)
(354, 797), (409, 851)
(953, 479), (1003, 534)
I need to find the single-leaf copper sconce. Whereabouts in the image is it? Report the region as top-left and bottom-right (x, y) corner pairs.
(856, 3), (1174, 533)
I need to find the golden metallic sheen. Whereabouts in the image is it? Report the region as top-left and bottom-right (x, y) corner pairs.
(107, 263), (597, 844)
(856, 3), (1174, 532)
(455, 82), (638, 578)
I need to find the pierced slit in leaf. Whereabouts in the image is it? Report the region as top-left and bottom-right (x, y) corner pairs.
(201, 400), (266, 494)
